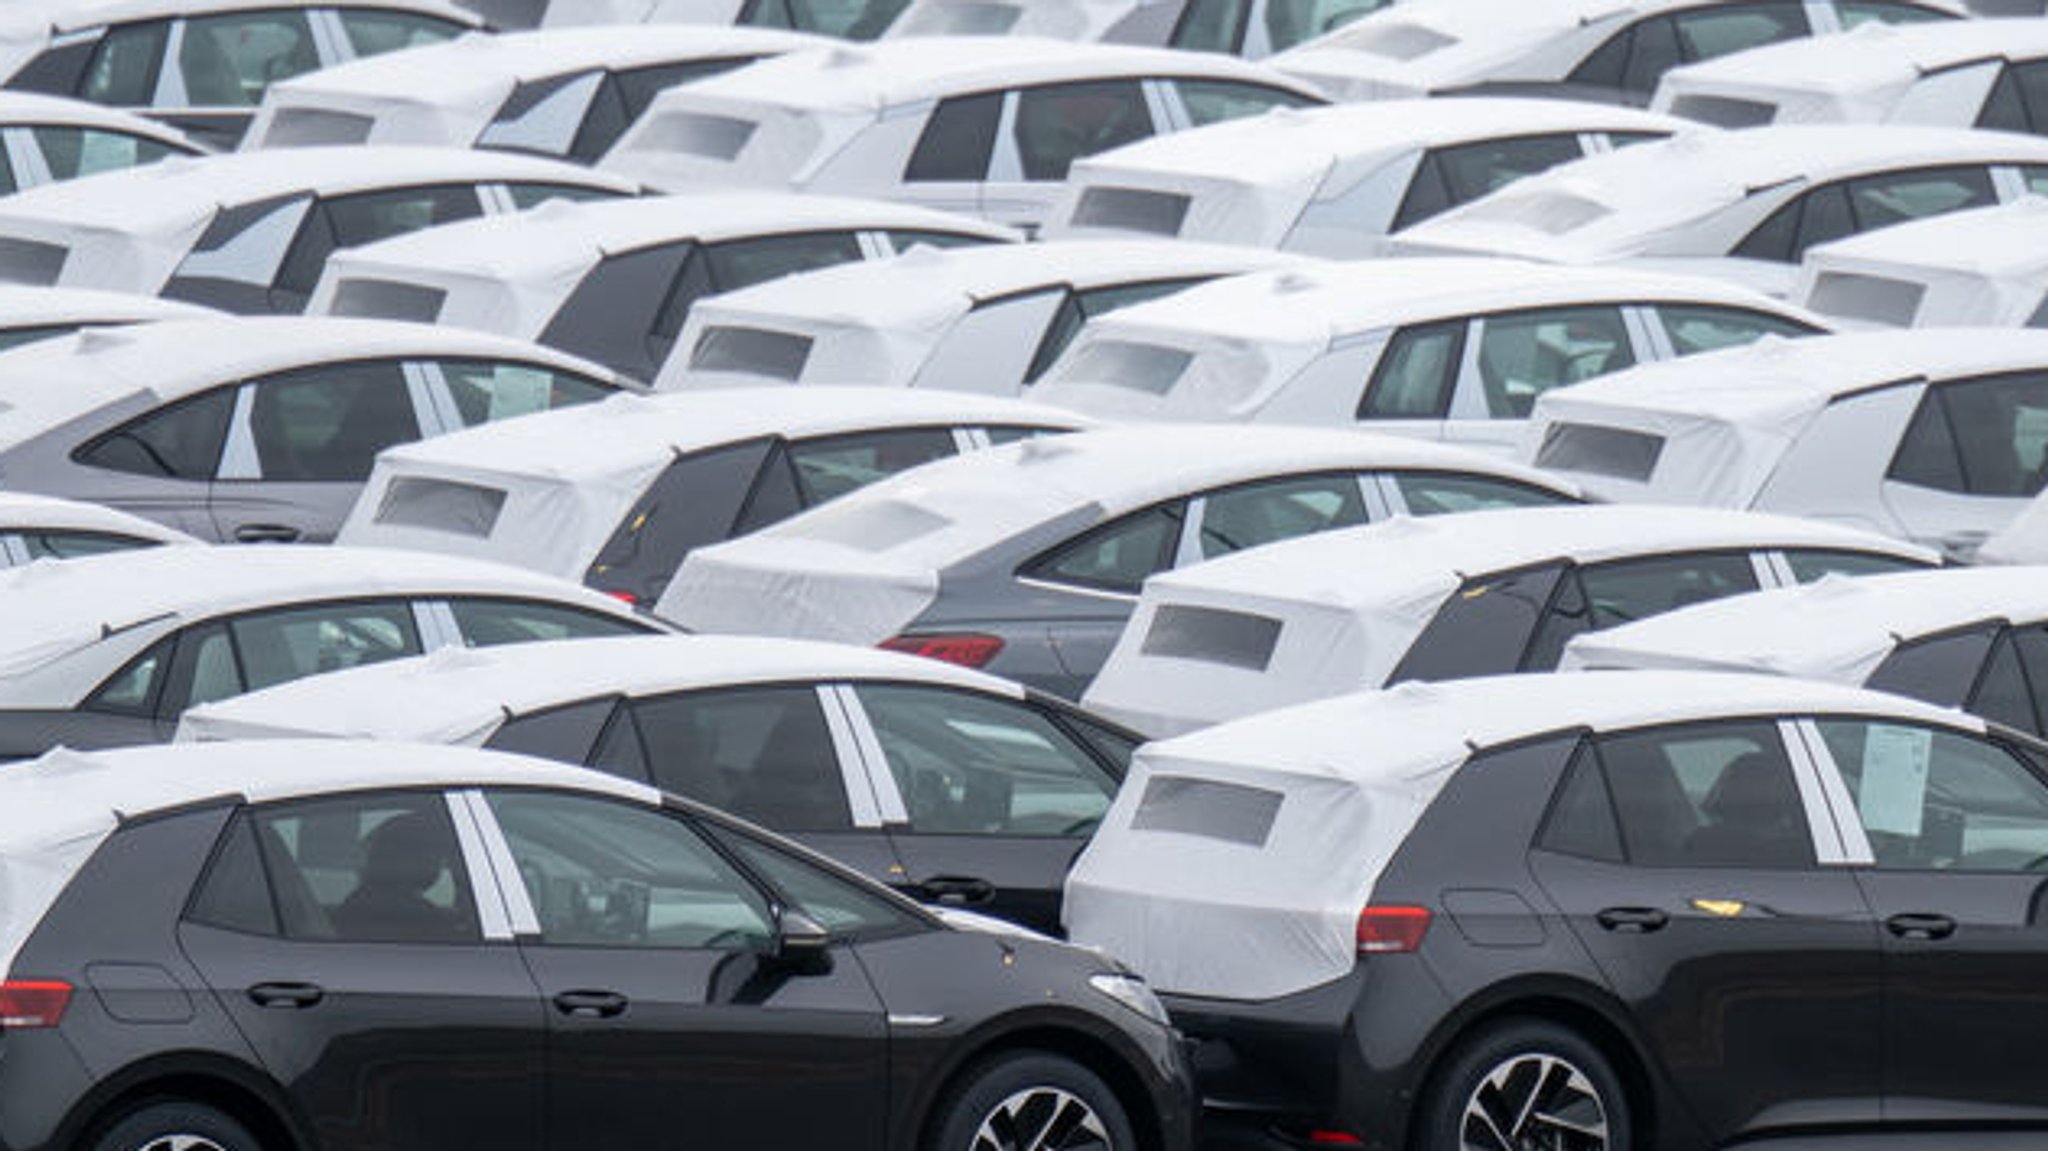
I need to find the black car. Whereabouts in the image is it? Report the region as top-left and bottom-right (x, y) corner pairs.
(1065, 669), (2048, 1151)
(0, 740), (1193, 1151)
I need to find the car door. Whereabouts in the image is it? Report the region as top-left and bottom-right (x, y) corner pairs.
(1529, 720), (1883, 1136)
(843, 682), (1124, 933)
(1880, 372), (2048, 555)
(156, 9), (325, 149)
(177, 791), (546, 1151)
(476, 787), (890, 1151)
(1805, 717), (2048, 1123)
(991, 80), (1157, 229)
(209, 359), (430, 543)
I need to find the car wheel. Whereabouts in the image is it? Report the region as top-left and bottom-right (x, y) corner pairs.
(928, 1050), (1135, 1151)
(1416, 1019), (1629, 1151)
(90, 1101), (264, 1151)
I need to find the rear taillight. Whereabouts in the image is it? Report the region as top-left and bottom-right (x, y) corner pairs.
(881, 632), (1004, 669)
(602, 590), (638, 606)
(0, 980), (72, 1029)
(1355, 905), (1431, 954)
(1307, 1132), (1364, 1146)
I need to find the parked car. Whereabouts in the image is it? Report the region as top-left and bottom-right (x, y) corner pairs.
(1563, 565), (2048, 737)
(243, 25), (829, 156)
(0, 738), (1193, 1151)
(455, 0), (912, 36)
(885, 0), (1390, 57)
(597, 37), (1325, 229)
(0, 316), (635, 543)
(662, 425), (1583, 696)
(0, 491), (199, 568)
(0, 0), (482, 148)
(0, 147), (636, 313)
(1032, 258), (1825, 455)
(1394, 124), (2048, 297)
(310, 192), (1016, 381)
(1652, 16), (2048, 130)
(1792, 197), (2048, 328)
(1267, 0), (1961, 104)
(0, 91), (200, 194)
(0, 545), (658, 760)
(0, 283), (216, 351)
(1042, 98), (1694, 253)
(665, 239), (1310, 393)
(1523, 328), (2048, 557)
(339, 387), (1085, 606)
(1067, 668), (2048, 1150)
(180, 633), (1138, 933)
(1082, 504), (1936, 736)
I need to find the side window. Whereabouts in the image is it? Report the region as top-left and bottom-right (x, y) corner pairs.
(187, 815), (281, 936)
(1778, 548), (1929, 582)
(1537, 741), (1624, 862)
(485, 790), (775, 949)
(430, 359), (612, 429)
(1967, 630), (2040, 736)
(1195, 474), (1367, 559)
(1837, 0), (1954, 27)
(1358, 320), (1463, 419)
(82, 635), (175, 717)
(1171, 79), (1316, 128)
(323, 184), (486, 250)
(502, 182), (619, 210)
(1596, 720), (1814, 868)
(1978, 61), (2048, 136)
(227, 599), (423, 693)
(1014, 80), (1152, 182)
(705, 824), (925, 937)
(334, 10), (466, 56)
(245, 361), (420, 482)
(645, 247), (715, 359)
(1025, 277), (1204, 385)
(32, 127), (184, 181)
(1867, 626), (1997, 709)
(701, 232), (865, 296)
(1391, 472), (1577, 515)
(1474, 306), (1636, 418)
(1818, 719), (2048, 871)
(1390, 562), (1566, 684)
(854, 684), (1117, 836)
(74, 387), (234, 479)
(1169, 0), (1251, 52)
(249, 793), (479, 942)
(626, 686), (852, 832)
(446, 598), (650, 646)
(1522, 551), (1761, 670)
(1568, 16), (1682, 95)
(178, 10), (320, 106)
(1669, 2), (1809, 64)
(905, 91), (1001, 183)
(1262, 0), (1386, 53)
(1844, 165), (1996, 232)
(1887, 373), (2048, 498)
(1023, 501), (1187, 593)
(81, 22), (170, 106)
(883, 229), (999, 254)
(482, 697), (619, 764)
(1657, 304), (1818, 357)
(730, 442), (805, 534)
(584, 438), (776, 606)
(17, 531), (155, 562)
(784, 428), (958, 505)
(1394, 134), (1586, 231)
(163, 622), (244, 715)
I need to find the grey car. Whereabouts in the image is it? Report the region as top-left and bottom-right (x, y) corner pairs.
(661, 424), (1584, 697)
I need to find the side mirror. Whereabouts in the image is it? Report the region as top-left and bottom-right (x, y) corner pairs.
(774, 909), (832, 966)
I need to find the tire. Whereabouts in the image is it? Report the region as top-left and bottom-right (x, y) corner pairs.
(927, 1050), (1135, 1151)
(89, 1101), (263, 1151)
(1413, 1019), (1630, 1151)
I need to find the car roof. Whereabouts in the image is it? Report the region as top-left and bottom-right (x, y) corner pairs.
(0, 490), (199, 543)
(25, 0), (480, 32)
(1564, 565), (2048, 683)
(0, 283), (215, 327)
(1658, 17), (2048, 105)
(0, 91), (201, 144)
(180, 633), (1023, 744)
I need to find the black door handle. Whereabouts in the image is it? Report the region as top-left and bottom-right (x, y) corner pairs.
(1595, 907), (1669, 933)
(1886, 913), (1957, 941)
(248, 982), (323, 1009)
(552, 990), (629, 1018)
(235, 523), (301, 544)
(915, 875), (996, 907)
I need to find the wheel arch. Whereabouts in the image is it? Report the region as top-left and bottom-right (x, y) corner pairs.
(916, 1022), (1168, 1151)
(60, 1052), (307, 1151)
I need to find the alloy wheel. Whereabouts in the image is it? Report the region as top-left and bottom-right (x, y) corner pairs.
(970, 1085), (1114, 1151)
(131, 1138), (230, 1151)
(1460, 1052), (1610, 1151)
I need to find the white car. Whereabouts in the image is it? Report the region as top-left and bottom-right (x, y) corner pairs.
(0, 283), (216, 351)
(1792, 197), (2048, 328)
(0, 0), (481, 148)
(0, 147), (635, 312)
(1653, 17), (2048, 129)
(1266, 0), (1961, 104)
(1562, 566), (2048, 740)
(0, 490), (199, 567)
(0, 92), (199, 194)
(1523, 329), (2048, 557)
(597, 37), (1325, 228)
(1394, 125), (2048, 297)
(1081, 504), (1934, 737)
(243, 25), (829, 156)
(338, 387), (1087, 605)
(309, 192), (1014, 380)
(457, 0), (910, 36)
(665, 238), (1313, 393)
(1031, 258), (1825, 455)
(1042, 98), (1695, 254)
(885, 0), (1390, 57)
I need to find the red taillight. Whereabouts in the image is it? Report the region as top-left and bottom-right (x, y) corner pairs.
(1307, 1132), (1364, 1146)
(1355, 905), (1431, 954)
(881, 632), (1005, 669)
(603, 590), (638, 606)
(0, 980), (72, 1029)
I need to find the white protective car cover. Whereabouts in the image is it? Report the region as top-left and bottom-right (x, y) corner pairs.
(1793, 198), (2048, 329)
(0, 491), (201, 547)
(1082, 505), (1933, 737)
(661, 239), (1311, 392)
(1560, 566), (2048, 684)
(888, 0), (1171, 42)
(1065, 669), (1976, 998)
(0, 740), (656, 978)
(338, 387), (1084, 577)
(1980, 485), (2048, 565)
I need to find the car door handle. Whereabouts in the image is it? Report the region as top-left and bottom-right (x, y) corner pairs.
(234, 523), (301, 544)
(247, 982), (324, 1009)
(1595, 907), (1669, 933)
(552, 990), (629, 1018)
(915, 875), (997, 907)
(1885, 913), (1957, 941)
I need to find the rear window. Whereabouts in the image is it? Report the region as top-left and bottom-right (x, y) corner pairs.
(1805, 271), (1926, 328)
(643, 112), (757, 160)
(1070, 187), (1190, 236)
(370, 476), (507, 538)
(0, 237), (68, 285)
(1534, 423), (1665, 482)
(1058, 340), (1193, 395)
(263, 108), (374, 147)
(1140, 604), (1283, 672)
(1130, 775), (1284, 847)
(328, 278), (447, 323)
(688, 326), (813, 381)
(1666, 94), (1777, 128)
